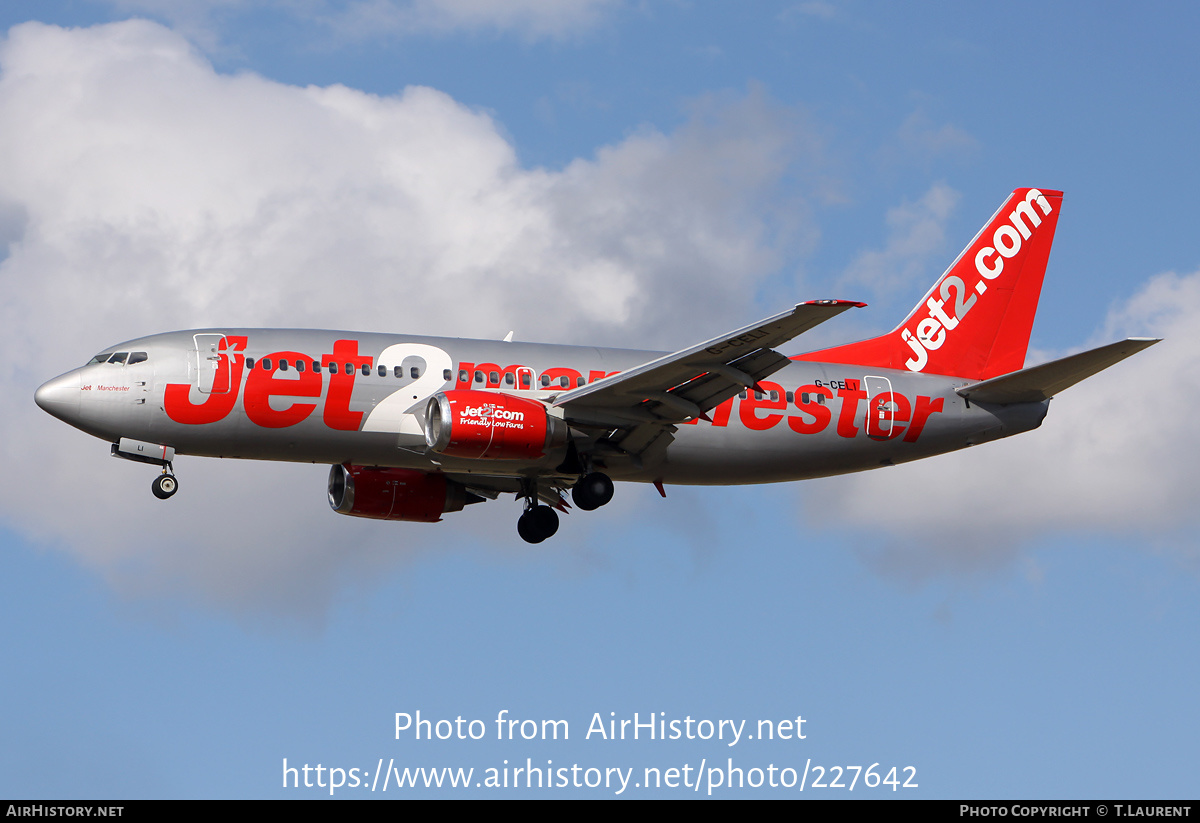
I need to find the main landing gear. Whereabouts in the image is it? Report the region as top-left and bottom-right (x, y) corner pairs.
(571, 471), (614, 511)
(151, 468), (178, 500)
(517, 504), (559, 544)
(515, 471), (615, 544)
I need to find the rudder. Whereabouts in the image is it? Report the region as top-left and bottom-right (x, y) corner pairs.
(795, 187), (1063, 380)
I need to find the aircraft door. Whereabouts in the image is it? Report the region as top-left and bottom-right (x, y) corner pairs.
(193, 334), (231, 394)
(864, 375), (895, 439)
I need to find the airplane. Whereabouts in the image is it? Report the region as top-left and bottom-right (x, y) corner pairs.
(35, 187), (1158, 543)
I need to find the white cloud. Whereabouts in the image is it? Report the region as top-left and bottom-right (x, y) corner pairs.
(896, 111), (978, 161)
(838, 181), (960, 297)
(804, 268), (1200, 579)
(105, 0), (620, 42)
(2, 20), (812, 616)
(328, 0), (620, 39)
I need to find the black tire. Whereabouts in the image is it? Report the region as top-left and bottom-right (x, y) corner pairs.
(151, 474), (178, 500)
(571, 472), (614, 511)
(517, 505), (559, 543)
(531, 505), (559, 539)
(517, 510), (545, 544)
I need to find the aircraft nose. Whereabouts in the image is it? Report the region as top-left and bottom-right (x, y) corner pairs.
(34, 371), (81, 421)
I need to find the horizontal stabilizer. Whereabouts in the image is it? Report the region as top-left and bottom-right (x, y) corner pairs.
(956, 338), (1160, 404)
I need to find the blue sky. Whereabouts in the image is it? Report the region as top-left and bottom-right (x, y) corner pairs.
(2, 1), (1198, 798)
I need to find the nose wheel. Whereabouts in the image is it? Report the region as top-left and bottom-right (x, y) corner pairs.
(151, 471), (178, 500)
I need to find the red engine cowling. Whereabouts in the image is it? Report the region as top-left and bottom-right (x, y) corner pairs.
(424, 390), (568, 460)
(327, 464), (468, 522)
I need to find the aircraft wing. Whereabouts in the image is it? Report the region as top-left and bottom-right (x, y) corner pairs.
(551, 300), (864, 435)
(956, 337), (1160, 404)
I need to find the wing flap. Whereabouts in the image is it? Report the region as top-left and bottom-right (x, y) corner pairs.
(956, 338), (1160, 404)
(554, 300), (864, 426)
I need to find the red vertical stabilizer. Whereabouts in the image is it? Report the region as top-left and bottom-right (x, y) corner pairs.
(795, 188), (1063, 380)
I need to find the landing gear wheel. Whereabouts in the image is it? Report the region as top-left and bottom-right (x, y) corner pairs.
(517, 505), (560, 544)
(151, 474), (178, 500)
(571, 472), (614, 511)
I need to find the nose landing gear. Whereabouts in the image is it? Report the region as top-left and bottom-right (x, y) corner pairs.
(151, 468), (178, 499)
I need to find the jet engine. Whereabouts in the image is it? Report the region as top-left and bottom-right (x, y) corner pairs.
(424, 390), (568, 460)
(328, 464), (474, 522)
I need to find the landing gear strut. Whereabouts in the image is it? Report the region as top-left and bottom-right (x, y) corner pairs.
(571, 471), (614, 511)
(516, 480), (560, 544)
(151, 467), (178, 500)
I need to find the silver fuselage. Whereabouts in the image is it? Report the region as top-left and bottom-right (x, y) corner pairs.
(35, 328), (1048, 486)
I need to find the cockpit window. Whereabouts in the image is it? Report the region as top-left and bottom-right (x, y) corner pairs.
(87, 351), (147, 366)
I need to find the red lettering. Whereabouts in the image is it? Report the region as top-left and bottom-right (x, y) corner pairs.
(680, 396), (735, 426)
(709, 397), (734, 427)
(243, 352), (322, 428)
(466, 363), (530, 390)
(456, 362), (473, 390)
(540, 367), (582, 390)
(738, 381), (786, 431)
(163, 336), (247, 425)
(865, 391), (911, 441)
(903, 395), (944, 442)
(836, 386), (868, 438)
(323, 340), (371, 431)
(788, 385), (833, 434)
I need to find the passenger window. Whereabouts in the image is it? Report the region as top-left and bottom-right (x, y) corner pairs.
(378, 365), (386, 377)
(328, 363), (337, 374)
(411, 367), (421, 379)
(787, 391), (795, 403)
(559, 376), (569, 388)
(770, 391), (778, 402)
(312, 361), (320, 372)
(280, 360), (289, 371)
(245, 357), (255, 370)
(489, 371), (499, 383)
(296, 360), (305, 373)
(361, 364), (370, 376)
(395, 366), (403, 378)
(262, 358), (272, 370)
(541, 375), (550, 387)
(521, 373), (531, 387)
(504, 373), (514, 385)
(345, 363), (353, 375)
(443, 369), (452, 381)
(577, 376), (586, 387)
(128, 352), (148, 365)
(475, 371), (484, 383)
(800, 393), (808, 404)
(739, 391), (747, 399)
(458, 370), (468, 383)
